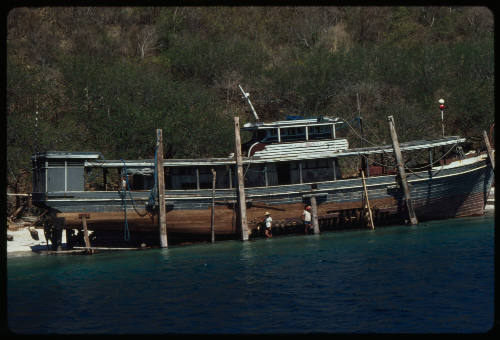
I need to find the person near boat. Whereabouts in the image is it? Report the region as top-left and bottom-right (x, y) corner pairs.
(264, 212), (272, 238)
(302, 206), (312, 234)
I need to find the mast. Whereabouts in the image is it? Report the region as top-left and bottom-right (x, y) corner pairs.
(238, 84), (259, 121)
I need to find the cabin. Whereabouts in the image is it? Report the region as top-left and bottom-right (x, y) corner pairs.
(240, 116), (347, 186)
(31, 151), (101, 193)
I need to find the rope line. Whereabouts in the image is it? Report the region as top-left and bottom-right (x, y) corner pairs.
(119, 152), (161, 242)
(337, 116), (464, 173)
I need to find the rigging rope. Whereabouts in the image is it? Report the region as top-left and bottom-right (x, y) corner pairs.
(119, 152), (161, 242)
(357, 139), (462, 179)
(148, 148), (159, 208)
(337, 115), (465, 173)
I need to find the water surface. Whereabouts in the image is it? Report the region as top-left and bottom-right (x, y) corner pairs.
(7, 213), (494, 333)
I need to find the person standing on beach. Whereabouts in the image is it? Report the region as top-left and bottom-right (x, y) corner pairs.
(302, 206), (312, 234)
(264, 212), (272, 238)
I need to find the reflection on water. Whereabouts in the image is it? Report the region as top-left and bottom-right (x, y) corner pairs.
(8, 214), (494, 334)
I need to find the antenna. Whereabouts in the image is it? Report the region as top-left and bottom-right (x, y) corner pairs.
(238, 84), (259, 121)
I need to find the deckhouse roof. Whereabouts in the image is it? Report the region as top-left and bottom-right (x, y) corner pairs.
(242, 117), (341, 130)
(31, 151), (102, 160)
(82, 136), (465, 168)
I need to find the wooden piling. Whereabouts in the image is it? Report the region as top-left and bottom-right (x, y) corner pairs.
(387, 115), (418, 225)
(483, 130), (495, 171)
(79, 213), (92, 254)
(361, 170), (375, 229)
(234, 117), (249, 241)
(310, 195), (320, 234)
(157, 129), (168, 248)
(211, 168), (216, 243)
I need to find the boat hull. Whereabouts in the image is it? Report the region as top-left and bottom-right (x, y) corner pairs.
(33, 157), (493, 240)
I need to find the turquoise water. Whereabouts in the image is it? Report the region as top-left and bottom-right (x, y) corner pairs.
(7, 213), (495, 334)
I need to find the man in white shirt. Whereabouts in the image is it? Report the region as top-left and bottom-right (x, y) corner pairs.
(264, 211), (272, 238)
(302, 206), (312, 234)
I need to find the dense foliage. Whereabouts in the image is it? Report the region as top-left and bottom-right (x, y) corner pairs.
(6, 6), (494, 193)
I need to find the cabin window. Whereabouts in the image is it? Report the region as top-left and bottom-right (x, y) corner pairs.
(337, 157), (359, 179)
(169, 167), (196, 190)
(288, 161), (302, 184)
(276, 162), (292, 185)
(214, 165), (233, 189)
(45, 159), (85, 192)
(264, 129), (278, 142)
(281, 127), (306, 142)
(244, 164), (266, 187)
(309, 125), (333, 140)
(198, 167), (213, 189)
(253, 130), (267, 141)
(130, 174), (154, 190)
(302, 159), (333, 182)
(84, 166), (106, 191)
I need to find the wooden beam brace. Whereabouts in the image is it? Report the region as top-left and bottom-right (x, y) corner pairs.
(79, 214), (92, 254)
(387, 115), (418, 225)
(361, 170), (375, 229)
(234, 117), (249, 241)
(483, 130), (495, 171)
(310, 195), (320, 234)
(157, 129), (168, 248)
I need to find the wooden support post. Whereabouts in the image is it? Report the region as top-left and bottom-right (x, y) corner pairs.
(234, 117), (249, 241)
(299, 161), (303, 183)
(211, 168), (216, 243)
(310, 195), (320, 234)
(79, 214), (92, 254)
(387, 115), (418, 225)
(264, 164), (269, 187)
(103, 168), (107, 191)
(157, 129), (168, 248)
(483, 130), (495, 171)
(195, 168), (200, 190)
(361, 170), (375, 229)
(332, 158), (337, 181)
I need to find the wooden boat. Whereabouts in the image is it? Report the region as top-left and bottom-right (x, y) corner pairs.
(30, 115), (494, 248)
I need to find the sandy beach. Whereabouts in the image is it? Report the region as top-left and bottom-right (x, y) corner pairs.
(7, 227), (66, 255)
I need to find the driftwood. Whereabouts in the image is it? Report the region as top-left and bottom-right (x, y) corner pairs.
(9, 205), (25, 220)
(26, 210), (49, 240)
(29, 228), (39, 240)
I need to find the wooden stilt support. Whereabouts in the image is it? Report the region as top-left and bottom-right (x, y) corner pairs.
(211, 168), (216, 243)
(310, 195), (320, 234)
(483, 130), (495, 171)
(79, 213), (92, 254)
(361, 170), (375, 229)
(387, 115), (418, 225)
(234, 117), (249, 241)
(157, 129), (168, 248)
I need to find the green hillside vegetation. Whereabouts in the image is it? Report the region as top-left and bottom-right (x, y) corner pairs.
(6, 6), (494, 195)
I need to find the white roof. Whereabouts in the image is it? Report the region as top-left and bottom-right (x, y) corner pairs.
(242, 117), (341, 130)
